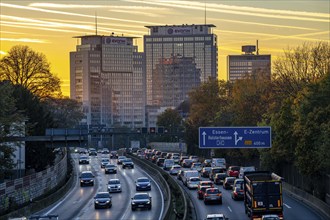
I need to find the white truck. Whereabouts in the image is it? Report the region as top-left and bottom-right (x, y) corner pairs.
(181, 170), (199, 186)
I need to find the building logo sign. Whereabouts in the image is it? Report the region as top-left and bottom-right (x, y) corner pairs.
(104, 37), (127, 45)
(167, 27), (192, 35)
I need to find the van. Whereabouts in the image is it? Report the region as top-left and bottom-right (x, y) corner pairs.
(182, 170), (199, 186)
(163, 159), (175, 171)
(211, 158), (226, 168)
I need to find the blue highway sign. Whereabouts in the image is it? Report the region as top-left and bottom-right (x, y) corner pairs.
(199, 127), (271, 148)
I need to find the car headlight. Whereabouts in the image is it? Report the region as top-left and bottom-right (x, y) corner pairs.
(132, 202), (136, 205)
(80, 180), (84, 182)
(147, 183), (151, 186)
(106, 201), (110, 203)
(118, 185), (121, 188)
(95, 201), (99, 203)
(147, 201), (151, 204)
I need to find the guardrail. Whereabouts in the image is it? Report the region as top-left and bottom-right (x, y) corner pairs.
(128, 154), (187, 220)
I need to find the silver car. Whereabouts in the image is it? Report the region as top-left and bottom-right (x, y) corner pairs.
(108, 179), (122, 193)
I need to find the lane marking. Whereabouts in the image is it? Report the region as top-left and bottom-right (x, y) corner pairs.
(228, 206), (232, 212)
(284, 203), (292, 208)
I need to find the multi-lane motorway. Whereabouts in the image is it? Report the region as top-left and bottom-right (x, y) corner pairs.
(34, 153), (325, 220)
(34, 154), (164, 220)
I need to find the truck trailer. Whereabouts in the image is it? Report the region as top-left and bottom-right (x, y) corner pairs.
(244, 171), (284, 220)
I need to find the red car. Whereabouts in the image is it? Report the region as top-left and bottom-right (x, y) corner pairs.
(197, 181), (214, 191)
(227, 166), (240, 177)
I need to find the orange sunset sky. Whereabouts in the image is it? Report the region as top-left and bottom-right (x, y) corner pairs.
(0, 0), (329, 97)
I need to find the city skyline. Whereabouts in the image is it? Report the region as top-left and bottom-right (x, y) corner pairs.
(1, 0), (329, 96)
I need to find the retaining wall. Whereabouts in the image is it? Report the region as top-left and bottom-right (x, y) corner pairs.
(0, 154), (67, 215)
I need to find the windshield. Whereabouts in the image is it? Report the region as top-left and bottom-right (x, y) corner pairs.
(81, 172), (93, 178)
(137, 178), (149, 183)
(134, 194), (149, 200)
(109, 180), (120, 184)
(96, 193), (110, 198)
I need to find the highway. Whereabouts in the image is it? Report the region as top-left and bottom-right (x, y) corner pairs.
(169, 166), (324, 220)
(33, 152), (325, 220)
(34, 153), (164, 220)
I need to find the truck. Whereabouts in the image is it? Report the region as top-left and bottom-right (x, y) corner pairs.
(244, 171), (284, 220)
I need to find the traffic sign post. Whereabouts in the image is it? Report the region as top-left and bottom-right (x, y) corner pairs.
(199, 127), (271, 148)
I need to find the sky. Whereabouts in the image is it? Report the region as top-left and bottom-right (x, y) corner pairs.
(0, 0), (329, 97)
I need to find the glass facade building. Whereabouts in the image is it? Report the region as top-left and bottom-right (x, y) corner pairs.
(144, 24), (218, 105)
(70, 35), (145, 132)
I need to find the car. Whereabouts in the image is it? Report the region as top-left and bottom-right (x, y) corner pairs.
(94, 192), (112, 209)
(187, 176), (201, 189)
(177, 170), (184, 180)
(203, 159), (212, 167)
(135, 177), (151, 191)
(156, 158), (165, 167)
(227, 166), (240, 177)
(214, 173), (228, 185)
(191, 162), (203, 172)
(204, 188), (222, 204)
(169, 165), (181, 175)
(122, 158), (134, 169)
(172, 155), (180, 164)
(189, 155), (199, 163)
(131, 193), (152, 211)
(201, 167), (212, 178)
(163, 159), (175, 170)
(78, 155), (89, 164)
(102, 148), (109, 154)
(239, 166), (256, 178)
(223, 177), (236, 190)
(100, 158), (110, 168)
(197, 185), (211, 199)
(104, 164), (117, 174)
(197, 181), (214, 191)
(231, 185), (244, 200)
(117, 156), (127, 164)
(79, 171), (95, 186)
(211, 158), (226, 168)
(205, 213), (228, 220)
(107, 179), (122, 193)
(262, 214), (280, 220)
(79, 148), (88, 154)
(209, 167), (227, 181)
(110, 151), (118, 159)
(89, 148), (97, 156)
(181, 159), (193, 168)
(233, 178), (244, 188)
(182, 170), (199, 186)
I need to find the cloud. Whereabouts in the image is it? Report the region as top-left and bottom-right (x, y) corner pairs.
(0, 38), (48, 43)
(124, 0), (329, 22)
(108, 9), (161, 17)
(0, 3), (161, 25)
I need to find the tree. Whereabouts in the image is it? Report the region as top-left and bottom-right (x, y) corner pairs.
(293, 72), (330, 176)
(13, 85), (56, 172)
(156, 108), (183, 142)
(0, 81), (25, 181)
(272, 42), (330, 97)
(44, 97), (84, 128)
(0, 45), (62, 99)
(185, 79), (230, 155)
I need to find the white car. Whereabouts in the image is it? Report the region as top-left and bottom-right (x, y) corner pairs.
(187, 176), (201, 189)
(205, 213), (228, 220)
(169, 165), (181, 175)
(108, 179), (122, 193)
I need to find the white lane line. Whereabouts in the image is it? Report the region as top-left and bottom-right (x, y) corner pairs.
(284, 203), (292, 208)
(228, 206), (232, 212)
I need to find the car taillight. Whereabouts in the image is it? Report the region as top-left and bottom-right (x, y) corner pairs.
(234, 192), (238, 196)
(217, 193), (222, 197)
(204, 193), (209, 197)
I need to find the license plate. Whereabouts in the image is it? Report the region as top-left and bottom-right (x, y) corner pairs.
(138, 205), (144, 207)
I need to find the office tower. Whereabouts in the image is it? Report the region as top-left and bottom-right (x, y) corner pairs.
(152, 54), (201, 107)
(144, 24), (218, 105)
(70, 35), (145, 133)
(227, 45), (271, 82)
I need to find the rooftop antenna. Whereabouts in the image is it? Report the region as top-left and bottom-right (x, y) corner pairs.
(256, 40), (259, 55)
(95, 11), (98, 35)
(204, 2), (207, 25)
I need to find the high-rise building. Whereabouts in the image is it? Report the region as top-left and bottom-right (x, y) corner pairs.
(152, 54), (201, 107)
(144, 24), (218, 105)
(70, 35), (145, 133)
(227, 45), (271, 82)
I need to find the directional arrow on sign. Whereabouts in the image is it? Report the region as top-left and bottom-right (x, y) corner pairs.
(202, 131), (207, 146)
(234, 131), (243, 145)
